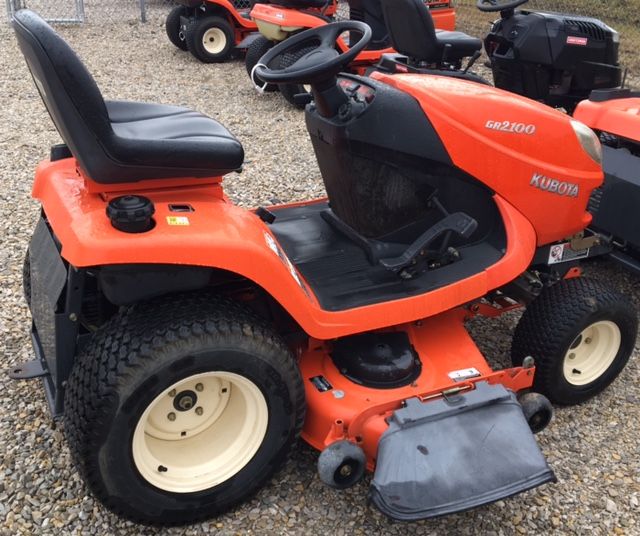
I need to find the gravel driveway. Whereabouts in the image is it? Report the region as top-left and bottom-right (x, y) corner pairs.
(0, 19), (638, 536)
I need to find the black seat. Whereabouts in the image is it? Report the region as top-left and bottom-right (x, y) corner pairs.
(12, 10), (244, 184)
(381, 0), (481, 64)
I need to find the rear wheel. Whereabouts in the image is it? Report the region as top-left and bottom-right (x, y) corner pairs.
(511, 278), (637, 405)
(64, 292), (305, 524)
(165, 6), (189, 51)
(186, 16), (235, 63)
(277, 45), (315, 108)
(245, 36), (278, 92)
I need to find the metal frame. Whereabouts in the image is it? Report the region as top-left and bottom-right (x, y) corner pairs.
(6, 0), (85, 23)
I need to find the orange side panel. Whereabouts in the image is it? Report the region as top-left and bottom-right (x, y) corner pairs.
(373, 72), (603, 246)
(574, 97), (640, 141)
(34, 158), (535, 340)
(249, 4), (327, 29)
(431, 7), (455, 31)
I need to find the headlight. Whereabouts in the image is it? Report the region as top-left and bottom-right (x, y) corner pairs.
(571, 120), (602, 165)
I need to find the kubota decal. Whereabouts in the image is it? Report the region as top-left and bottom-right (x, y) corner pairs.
(530, 173), (579, 197)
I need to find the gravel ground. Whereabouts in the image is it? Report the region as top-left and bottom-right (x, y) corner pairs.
(0, 19), (639, 536)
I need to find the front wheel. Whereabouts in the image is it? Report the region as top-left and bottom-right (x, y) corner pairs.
(186, 16), (235, 63)
(245, 36), (278, 92)
(511, 277), (637, 405)
(64, 293), (305, 524)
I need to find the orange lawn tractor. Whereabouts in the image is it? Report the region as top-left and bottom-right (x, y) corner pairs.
(246, 0), (456, 107)
(166, 0), (259, 62)
(12, 10), (637, 525)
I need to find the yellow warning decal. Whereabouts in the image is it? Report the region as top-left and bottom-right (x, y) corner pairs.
(166, 216), (190, 226)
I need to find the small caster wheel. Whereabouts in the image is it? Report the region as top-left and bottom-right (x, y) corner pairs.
(317, 440), (366, 489)
(518, 392), (553, 433)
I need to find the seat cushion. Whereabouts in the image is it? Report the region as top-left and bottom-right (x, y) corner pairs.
(435, 31), (482, 61)
(105, 101), (244, 178)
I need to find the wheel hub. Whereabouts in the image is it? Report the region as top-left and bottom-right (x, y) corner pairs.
(562, 320), (621, 386)
(202, 28), (226, 55)
(173, 389), (197, 412)
(132, 371), (268, 493)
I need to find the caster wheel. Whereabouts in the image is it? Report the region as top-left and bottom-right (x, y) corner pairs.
(317, 440), (366, 489)
(518, 392), (553, 433)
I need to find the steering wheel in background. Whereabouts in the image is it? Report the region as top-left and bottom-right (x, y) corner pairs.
(476, 0), (529, 12)
(253, 21), (372, 86)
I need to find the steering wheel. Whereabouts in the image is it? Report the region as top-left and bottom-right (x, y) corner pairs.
(253, 21), (372, 86)
(476, 0), (528, 12)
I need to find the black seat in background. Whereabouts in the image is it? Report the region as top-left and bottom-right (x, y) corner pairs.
(380, 0), (481, 63)
(12, 10), (244, 184)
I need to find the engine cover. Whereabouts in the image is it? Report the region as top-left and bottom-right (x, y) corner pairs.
(485, 10), (621, 110)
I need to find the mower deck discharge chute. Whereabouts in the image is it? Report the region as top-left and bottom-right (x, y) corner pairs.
(11, 10), (637, 525)
(370, 383), (555, 520)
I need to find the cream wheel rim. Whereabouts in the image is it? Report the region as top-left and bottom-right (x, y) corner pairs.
(202, 27), (226, 55)
(132, 371), (268, 493)
(562, 321), (621, 386)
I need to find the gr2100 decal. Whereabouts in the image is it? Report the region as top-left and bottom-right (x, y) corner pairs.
(485, 120), (536, 135)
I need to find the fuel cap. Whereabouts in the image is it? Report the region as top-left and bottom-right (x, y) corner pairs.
(106, 195), (155, 233)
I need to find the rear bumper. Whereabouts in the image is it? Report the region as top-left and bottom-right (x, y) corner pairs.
(22, 216), (85, 416)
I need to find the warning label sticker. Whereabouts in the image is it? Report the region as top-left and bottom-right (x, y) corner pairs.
(166, 216), (190, 226)
(548, 242), (589, 264)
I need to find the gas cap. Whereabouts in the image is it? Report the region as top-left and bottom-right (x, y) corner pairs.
(106, 195), (155, 233)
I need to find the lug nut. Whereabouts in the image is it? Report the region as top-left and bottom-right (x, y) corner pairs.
(168, 389), (176, 397)
(167, 412), (176, 421)
(195, 383), (204, 392)
(195, 406), (203, 416)
(585, 337), (592, 344)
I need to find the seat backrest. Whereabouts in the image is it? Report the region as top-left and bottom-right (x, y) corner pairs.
(12, 10), (113, 176)
(380, 0), (440, 62)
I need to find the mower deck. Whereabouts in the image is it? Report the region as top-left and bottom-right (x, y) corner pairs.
(270, 202), (506, 311)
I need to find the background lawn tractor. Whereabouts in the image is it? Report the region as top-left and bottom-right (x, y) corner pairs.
(11, 10), (637, 526)
(380, 0), (640, 277)
(246, 0), (456, 107)
(166, 0), (260, 62)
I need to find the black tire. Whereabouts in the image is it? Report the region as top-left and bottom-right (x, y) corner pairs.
(245, 36), (278, 92)
(277, 45), (316, 109)
(23, 249), (31, 308)
(511, 278), (637, 405)
(64, 292), (305, 525)
(185, 16), (235, 63)
(166, 6), (189, 51)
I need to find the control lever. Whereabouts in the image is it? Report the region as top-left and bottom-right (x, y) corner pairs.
(294, 92), (313, 107)
(464, 50), (482, 74)
(379, 212), (478, 273)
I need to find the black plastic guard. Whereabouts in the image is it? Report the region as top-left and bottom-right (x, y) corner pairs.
(370, 382), (556, 520)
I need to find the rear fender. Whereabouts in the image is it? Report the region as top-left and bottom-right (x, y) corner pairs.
(204, 0), (256, 29)
(33, 158), (320, 323)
